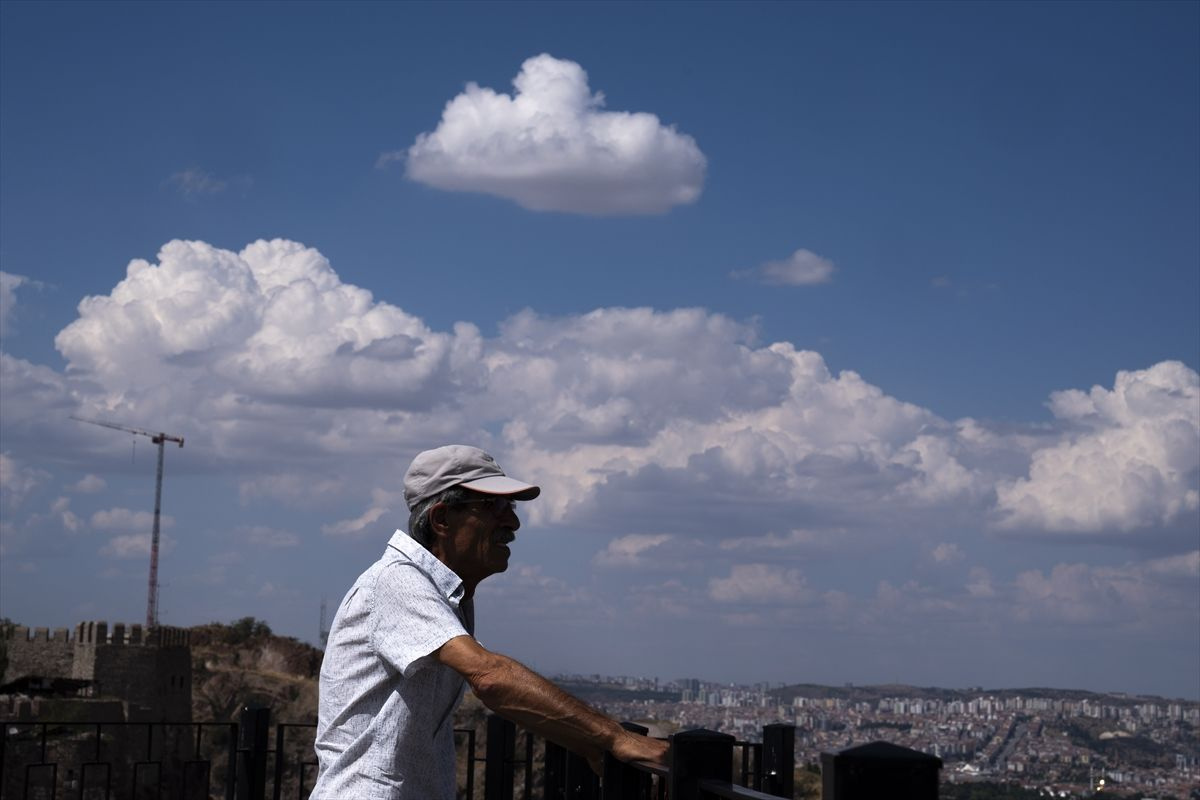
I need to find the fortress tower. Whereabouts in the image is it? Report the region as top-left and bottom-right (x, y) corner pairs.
(1, 621), (192, 722)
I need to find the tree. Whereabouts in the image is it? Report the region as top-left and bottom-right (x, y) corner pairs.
(227, 617), (272, 644)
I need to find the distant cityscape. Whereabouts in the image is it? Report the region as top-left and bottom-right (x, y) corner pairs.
(554, 673), (1200, 798)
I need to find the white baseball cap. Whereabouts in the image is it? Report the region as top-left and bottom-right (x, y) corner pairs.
(404, 445), (540, 510)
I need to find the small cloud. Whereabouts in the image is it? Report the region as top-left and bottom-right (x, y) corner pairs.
(375, 151), (405, 169)
(168, 167), (228, 196)
(71, 474), (107, 494)
(709, 564), (811, 604)
(732, 249), (835, 286)
(403, 53), (706, 215)
(322, 488), (400, 537)
(1, 272), (34, 337)
(237, 524), (299, 549)
(931, 276), (952, 288)
(322, 505), (389, 537)
(91, 507), (174, 532)
(931, 542), (964, 564)
(166, 168), (252, 198)
(100, 532), (175, 559)
(593, 533), (674, 568)
(966, 567), (996, 598)
(0, 452), (47, 507)
(719, 528), (828, 552)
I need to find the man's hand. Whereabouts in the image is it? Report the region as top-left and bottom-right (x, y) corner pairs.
(612, 728), (670, 769)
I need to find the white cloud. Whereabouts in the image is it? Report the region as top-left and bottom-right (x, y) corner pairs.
(1, 271), (29, 337)
(0, 452), (46, 507)
(708, 564), (811, 603)
(168, 168), (227, 195)
(733, 249), (836, 286)
(51, 497), (81, 533)
(719, 528), (823, 551)
(403, 54), (706, 215)
(593, 533), (675, 568)
(71, 474), (107, 494)
(1141, 549), (1200, 578)
(965, 567), (996, 598)
(100, 532), (175, 559)
(1013, 551), (1200, 625)
(239, 474), (347, 507)
(236, 525), (300, 549)
(320, 487), (403, 538)
(931, 542), (964, 564)
(166, 168), (249, 197)
(91, 507), (175, 532)
(995, 362), (1200, 532)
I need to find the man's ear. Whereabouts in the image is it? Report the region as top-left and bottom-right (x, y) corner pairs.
(429, 503), (450, 537)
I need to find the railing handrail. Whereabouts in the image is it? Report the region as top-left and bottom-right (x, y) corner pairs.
(624, 758), (668, 778)
(697, 777), (786, 800)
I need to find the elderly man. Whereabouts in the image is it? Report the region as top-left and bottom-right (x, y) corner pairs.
(313, 445), (669, 799)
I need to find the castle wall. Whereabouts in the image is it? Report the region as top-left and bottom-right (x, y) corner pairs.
(1, 625), (74, 685)
(74, 621), (193, 722)
(2, 620), (192, 722)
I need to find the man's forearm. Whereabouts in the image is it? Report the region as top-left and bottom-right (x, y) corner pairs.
(469, 651), (623, 762)
(437, 635), (667, 769)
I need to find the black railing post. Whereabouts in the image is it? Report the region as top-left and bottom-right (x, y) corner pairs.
(821, 741), (942, 800)
(564, 747), (599, 799)
(484, 714), (516, 800)
(542, 736), (600, 800)
(225, 722), (239, 800)
(668, 728), (734, 799)
(237, 706), (270, 800)
(544, 738), (567, 800)
(602, 722), (651, 800)
(272, 724), (286, 800)
(761, 723), (794, 798)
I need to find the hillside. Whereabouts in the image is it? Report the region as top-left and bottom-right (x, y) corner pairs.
(190, 619), (322, 723)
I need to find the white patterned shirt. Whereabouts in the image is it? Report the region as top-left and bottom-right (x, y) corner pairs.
(313, 530), (474, 800)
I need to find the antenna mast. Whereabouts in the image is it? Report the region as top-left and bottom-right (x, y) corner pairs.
(319, 596), (331, 648)
(72, 416), (185, 628)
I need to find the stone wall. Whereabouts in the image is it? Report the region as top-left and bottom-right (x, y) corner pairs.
(2, 620), (192, 722)
(1, 626), (74, 685)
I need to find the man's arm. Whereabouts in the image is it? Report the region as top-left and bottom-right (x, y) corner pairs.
(436, 635), (669, 772)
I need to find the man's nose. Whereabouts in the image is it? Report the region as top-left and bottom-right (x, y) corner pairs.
(503, 503), (520, 531)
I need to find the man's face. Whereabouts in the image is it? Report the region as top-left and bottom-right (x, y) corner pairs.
(438, 494), (521, 588)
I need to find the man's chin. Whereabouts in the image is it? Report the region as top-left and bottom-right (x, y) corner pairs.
(492, 547), (511, 572)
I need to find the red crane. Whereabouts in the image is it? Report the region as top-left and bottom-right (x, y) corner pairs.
(72, 416), (185, 629)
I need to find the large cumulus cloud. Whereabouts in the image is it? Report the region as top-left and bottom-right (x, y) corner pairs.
(401, 54), (706, 215)
(2, 237), (1196, 552)
(995, 362), (1200, 532)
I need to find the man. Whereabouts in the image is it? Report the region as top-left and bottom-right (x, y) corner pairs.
(313, 445), (669, 799)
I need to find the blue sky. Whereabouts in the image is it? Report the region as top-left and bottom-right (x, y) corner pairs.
(1, 1), (1197, 698)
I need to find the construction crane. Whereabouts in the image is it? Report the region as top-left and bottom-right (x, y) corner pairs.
(72, 416), (184, 629)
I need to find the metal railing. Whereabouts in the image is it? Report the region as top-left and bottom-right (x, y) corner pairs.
(0, 719), (237, 800)
(5, 706), (940, 799)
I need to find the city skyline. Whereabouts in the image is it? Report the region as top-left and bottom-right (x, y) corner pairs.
(1, 2), (1197, 699)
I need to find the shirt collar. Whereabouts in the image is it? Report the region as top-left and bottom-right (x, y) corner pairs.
(385, 529), (466, 607)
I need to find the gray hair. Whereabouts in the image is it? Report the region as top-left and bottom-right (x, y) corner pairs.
(408, 485), (473, 549)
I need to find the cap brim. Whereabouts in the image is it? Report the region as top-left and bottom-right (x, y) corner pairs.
(460, 475), (541, 501)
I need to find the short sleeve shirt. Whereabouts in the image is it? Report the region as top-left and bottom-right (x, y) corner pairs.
(312, 530), (474, 800)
